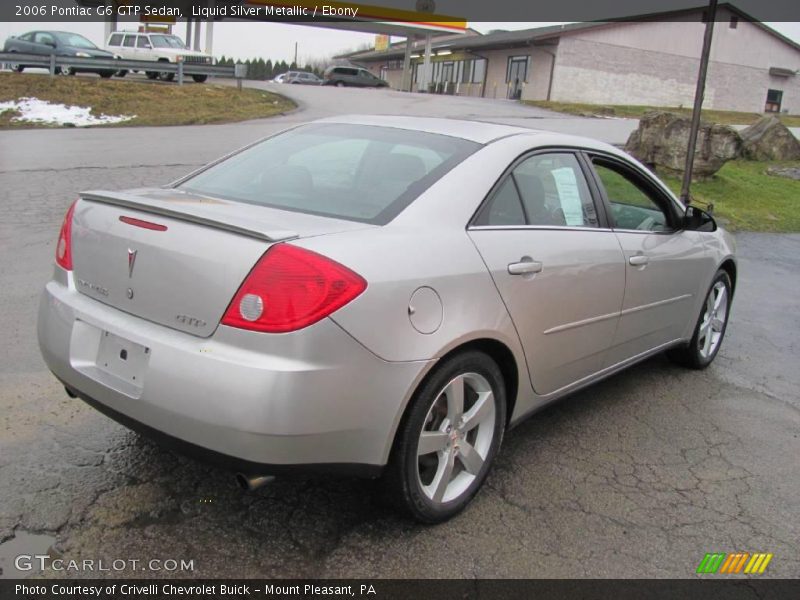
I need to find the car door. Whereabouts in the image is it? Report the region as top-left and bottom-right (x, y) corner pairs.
(119, 34), (137, 60)
(586, 153), (709, 365)
(468, 150), (626, 396)
(136, 34), (152, 60)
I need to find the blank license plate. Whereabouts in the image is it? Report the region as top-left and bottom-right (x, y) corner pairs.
(96, 330), (149, 387)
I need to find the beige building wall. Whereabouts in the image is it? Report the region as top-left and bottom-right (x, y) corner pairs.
(355, 12), (800, 113)
(550, 11), (800, 113)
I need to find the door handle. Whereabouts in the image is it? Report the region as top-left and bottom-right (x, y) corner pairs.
(508, 259), (543, 275)
(629, 255), (649, 266)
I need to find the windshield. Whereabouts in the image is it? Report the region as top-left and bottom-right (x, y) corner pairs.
(149, 35), (186, 49)
(179, 123), (480, 224)
(53, 32), (97, 49)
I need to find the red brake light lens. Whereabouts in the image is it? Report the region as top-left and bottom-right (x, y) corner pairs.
(55, 201), (77, 271)
(221, 244), (367, 333)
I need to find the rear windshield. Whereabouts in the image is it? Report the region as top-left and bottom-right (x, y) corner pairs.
(179, 123), (480, 224)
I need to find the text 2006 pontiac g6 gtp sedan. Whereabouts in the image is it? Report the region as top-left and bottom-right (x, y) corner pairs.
(38, 116), (735, 522)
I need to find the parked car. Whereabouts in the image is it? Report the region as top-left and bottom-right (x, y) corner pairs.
(38, 117), (735, 523)
(286, 71), (322, 85)
(3, 31), (117, 77)
(106, 31), (213, 82)
(322, 66), (388, 88)
(271, 73), (289, 83)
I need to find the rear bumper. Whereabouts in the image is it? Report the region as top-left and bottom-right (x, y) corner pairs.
(38, 270), (431, 473)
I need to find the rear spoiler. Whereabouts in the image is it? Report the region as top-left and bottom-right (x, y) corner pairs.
(80, 191), (299, 243)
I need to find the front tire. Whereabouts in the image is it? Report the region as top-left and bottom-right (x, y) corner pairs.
(383, 351), (506, 523)
(668, 269), (732, 369)
(192, 74), (207, 83)
(335, 81), (345, 88)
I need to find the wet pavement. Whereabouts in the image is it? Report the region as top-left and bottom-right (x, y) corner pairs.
(1, 85), (799, 578)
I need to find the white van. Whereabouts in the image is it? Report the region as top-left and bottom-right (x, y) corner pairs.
(106, 32), (214, 82)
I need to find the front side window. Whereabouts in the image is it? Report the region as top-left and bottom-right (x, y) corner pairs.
(34, 32), (55, 46)
(179, 124), (479, 224)
(122, 35), (136, 48)
(476, 153), (598, 228)
(591, 158), (673, 232)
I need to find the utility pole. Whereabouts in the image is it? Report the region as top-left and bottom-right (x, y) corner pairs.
(680, 0), (718, 205)
(294, 42), (298, 67)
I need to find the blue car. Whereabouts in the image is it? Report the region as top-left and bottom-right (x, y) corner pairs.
(3, 30), (118, 77)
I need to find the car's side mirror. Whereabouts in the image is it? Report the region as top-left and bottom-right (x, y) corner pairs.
(683, 205), (716, 232)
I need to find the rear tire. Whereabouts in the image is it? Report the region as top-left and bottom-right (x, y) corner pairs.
(668, 269), (732, 369)
(192, 75), (207, 83)
(335, 81), (345, 88)
(99, 71), (114, 79)
(11, 64), (24, 73)
(383, 351), (506, 523)
(145, 71), (159, 80)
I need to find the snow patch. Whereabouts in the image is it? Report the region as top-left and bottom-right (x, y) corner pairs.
(0, 97), (135, 126)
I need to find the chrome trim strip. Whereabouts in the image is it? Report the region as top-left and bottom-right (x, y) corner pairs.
(543, 311), (619, 335)
(620, 294), (693, 316)
(613, 228), (677, 235)
(468, 225), (614, 233)
(542, 294), (692, 336)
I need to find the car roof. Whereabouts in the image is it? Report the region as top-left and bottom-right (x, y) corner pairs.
(315, 115), (622, 151)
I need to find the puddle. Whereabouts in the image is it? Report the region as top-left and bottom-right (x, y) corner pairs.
(0, 531), (56, 579)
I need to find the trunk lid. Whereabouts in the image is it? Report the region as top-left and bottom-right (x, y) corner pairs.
(71, 188), (372, 337)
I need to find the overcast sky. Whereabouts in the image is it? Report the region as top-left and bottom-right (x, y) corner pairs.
(1, 20), (798, 63)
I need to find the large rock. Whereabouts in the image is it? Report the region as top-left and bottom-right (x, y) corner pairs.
(740, 115), (800, 161)
(625, 111), (741, 179)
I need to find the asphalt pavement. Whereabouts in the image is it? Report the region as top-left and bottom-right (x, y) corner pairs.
(0, 83), (798, 578)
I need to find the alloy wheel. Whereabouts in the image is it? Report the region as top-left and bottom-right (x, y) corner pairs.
(698, 281), (728, 360)
(416, 372), (496, 504)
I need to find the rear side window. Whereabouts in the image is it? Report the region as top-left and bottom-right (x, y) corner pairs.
(179, 123), (479, 224)
(476, 152), (598, 228)
(122, 35), (136, 48)
(108, 33), (123, 46)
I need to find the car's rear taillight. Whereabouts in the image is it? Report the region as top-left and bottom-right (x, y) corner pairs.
(55, 201), (77, 271)
(221, 244), (366, 333)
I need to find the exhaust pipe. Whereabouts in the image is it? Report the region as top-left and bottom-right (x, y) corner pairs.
(235, 473), (275, 491)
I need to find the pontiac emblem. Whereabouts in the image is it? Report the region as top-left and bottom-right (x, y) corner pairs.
(127, 249), (138, 278)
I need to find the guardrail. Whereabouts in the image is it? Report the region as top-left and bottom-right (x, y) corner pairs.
(0, 52), (241, 85)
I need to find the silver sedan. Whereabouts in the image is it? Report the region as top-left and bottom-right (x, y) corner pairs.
(37, 116), (736, 522)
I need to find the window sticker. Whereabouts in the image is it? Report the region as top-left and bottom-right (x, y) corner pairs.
(551, 167), (584, 226)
